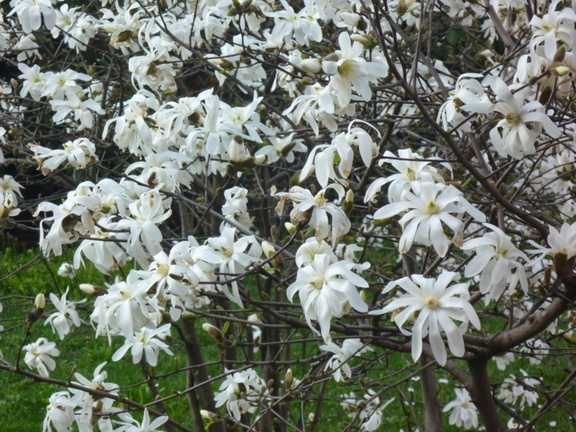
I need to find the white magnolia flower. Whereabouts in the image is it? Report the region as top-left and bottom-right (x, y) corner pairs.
(372, 271), (480, 365)
(274, 184), (351, 245)
(545, 222), (576, 259)
(114, 409), (169, 432)
(443, 388), (478, 430)
(437, 73), (489, 131)
(340, 390), (393, 432)
(57, 263), (75, 278)
(214, 368), (268, 421)
(374, 182), (486, 257)
(320, 338), (373, 382)
(8, 0), (57, 34)
(364, 149), (443, 204)
(24, 337), (60, 377)
(0, 175), (24, 207)
(322, 32), (386, 107)
(493, 351), (515, 371)
(529, 0), (576, 60)
(498, 370), (539, 408)
(71, 362), (119, 430)
(287, 253), (368, 342)
(464, 77), (561, 158)
(30, 138), (98, 175)
(45, 288), (82, 340)
(112, 324), (173, 367)
(255, 133), (307, 165)
(461, 223), (528, 302)
(206, 226), (262, 307)
(43, 391), (75, 432)
(521, 338), (549, 365)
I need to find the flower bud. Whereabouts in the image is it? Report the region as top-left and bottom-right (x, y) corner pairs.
(200, 410), (218, 420)
(34, 293), (45, 311)
(343, 189), (354, 214)
(552, 65), (571, 76)
(27, 293), (45, 324)
(285, 222), (297, 235)
(300, 58), (322, 74)
(262, 241), (275, 258)
(284, 368), (293, 388)
(254, 154), (266, 165)
(350, 33), (377, 48)
(202, 323), (224, 341)
(79, 283), (107, 296)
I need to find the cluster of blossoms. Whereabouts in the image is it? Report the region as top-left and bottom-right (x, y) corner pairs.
(286, 239), (369, 342)
(4, 0), (576, 430)
(0, 174), (23, 219)
(214, 368), (269, 421)
(366, 149), (486, 257)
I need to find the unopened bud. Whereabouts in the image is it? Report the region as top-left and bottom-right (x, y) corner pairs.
(341, 12), (360, 27)
(262, 241), (276, 258)
(300, 58), (322, 74)
(79, 283), (107, 296)
(202, 323), (223, 341)
(285, 222), (297, 235)
(554, 45), (566, 63)
(552, 65), (571, 76)
(254, 154), (266, 165)
(35, 293), (45, 311)
(284, 368), (293, 388)
(200, 410), (218, 420)
(27, 293), (45, 324)
(350, 33), (377, 48)
(343, 189), (354, 214)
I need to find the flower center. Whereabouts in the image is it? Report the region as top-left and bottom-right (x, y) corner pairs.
(312, 276), (325, 290)
(337, 59), (358, 77)
(425, 201), (438, 214)
(314, 193), (327, 207)
(405, 167), (416, 181)
(157, 263), (170, 277)
(425, 296), (439, 309)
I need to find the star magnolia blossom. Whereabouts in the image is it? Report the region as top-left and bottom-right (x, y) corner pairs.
(443, 388), (479, 430)
(112, 324), (173, 367)
(322, 32), (386, 107)
(45, 288), (82, 340)
(23, 337), (60, 377)
(372, 272), (480, 366)
(461, 223), (529, 302)
(374, 182), (486, 257)
(320, 338), (373, 382)
(529, 0), (576, 60)
(464, 77), (561, 158)
(528, 222), (576, 262)
(287, 252), (368, 342)
(214, 368), (268, 421)
(364, 149), (444, 204)
(274, 184), (351, 245)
